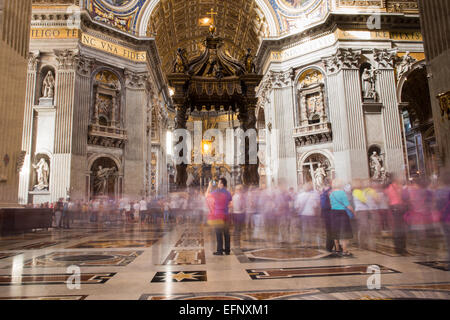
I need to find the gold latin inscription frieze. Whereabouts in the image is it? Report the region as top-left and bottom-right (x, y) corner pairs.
(81, 34), (146, 62)
(31, 28), (79, 39)
(336, 29), (422, 41)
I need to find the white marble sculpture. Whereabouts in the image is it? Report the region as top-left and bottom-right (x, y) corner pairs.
(370, 151), (384, 180)
(361, 67), (378, 100)
(42, 71), (55, 99)
(397, 52), (417, 81)
(314, 163), (327, 189)
(32, 158), (49, 191)
(94, 166), (116, 195)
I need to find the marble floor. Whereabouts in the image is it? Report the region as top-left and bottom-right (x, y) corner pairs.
(0, 221), (449, 300)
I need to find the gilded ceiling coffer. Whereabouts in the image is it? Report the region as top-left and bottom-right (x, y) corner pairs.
(168, 21), (263, 188)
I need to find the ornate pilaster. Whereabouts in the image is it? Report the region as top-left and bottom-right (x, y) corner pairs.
(54, 49), (77, 71)
(50, 49), (77, 201)
(322, 48), (369, 181)
(75, 55), (95, 77)
(124, 70), (148, 90)
(73, 55), (95, 156)
(374, 48), (407, 178)
(263, 68), (297, 186)
(19, 51), (41, 204)
(123, 69), (149, 197)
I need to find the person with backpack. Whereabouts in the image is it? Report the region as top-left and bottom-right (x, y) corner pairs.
(329, 179), (355, 257)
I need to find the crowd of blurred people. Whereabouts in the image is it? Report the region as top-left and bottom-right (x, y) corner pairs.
(29, 172), (450, 260)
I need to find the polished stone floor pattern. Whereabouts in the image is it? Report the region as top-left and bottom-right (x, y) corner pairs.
(0, 222), (449, 300)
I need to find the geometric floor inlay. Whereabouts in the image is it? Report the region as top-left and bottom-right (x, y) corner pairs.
(151, 271), (207, 283)
(11, 251), (143, 268)
(139, 283), (450, 300)
(234, 247), (334, 263)
(0, 295), (89, 300)
(0, 273), (116, 286)
(67, 240), (158, 249)
(1, 241), (61, 251)
(415, 261), (450, 271)
(162, 249), (205, 265)
(246, 264), (400, 280)
(175, 238), (204, 247)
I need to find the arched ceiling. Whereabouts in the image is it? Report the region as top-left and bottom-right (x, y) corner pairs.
(148, 0), (270, 75)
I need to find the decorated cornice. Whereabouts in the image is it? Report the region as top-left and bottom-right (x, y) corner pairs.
(323, 48), (361, 74)
(256, 11), (420, 72)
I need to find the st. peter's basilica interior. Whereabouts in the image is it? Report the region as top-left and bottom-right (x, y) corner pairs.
(0, 0), (449, 302)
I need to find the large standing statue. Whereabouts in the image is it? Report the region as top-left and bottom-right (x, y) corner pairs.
(397, 52), (416, 81)
(313, 163), (327, 189)
(42, 71), (55, 99)
(243, 48), (256, 73)
(370, 151), (383, 180)
(361, 67), (378, 100)
(94, 165), (116, 195)
(33, 158), (50, 191)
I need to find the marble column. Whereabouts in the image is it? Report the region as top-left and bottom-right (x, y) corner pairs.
(123, 70), (148, 198)
(418, 0), (450, 171)
(374, 49), (407, 179)
(264, 70), (297, 188)
(71, 55), (95, 201)
(0, 0), (32, 207)
(323, 48), (369, 182)
(238, 103), (260, 186)
(174, 105), (188, 188)
(50, 49), (77, 202)
(18, 52), (40, 204)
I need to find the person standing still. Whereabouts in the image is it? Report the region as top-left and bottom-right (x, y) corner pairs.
(232, 185), (245, 247)
(384, 174), (409, 255)
(206, 178), (232, 255)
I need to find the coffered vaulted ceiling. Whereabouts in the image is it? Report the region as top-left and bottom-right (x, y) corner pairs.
(148, 0), (270, 75)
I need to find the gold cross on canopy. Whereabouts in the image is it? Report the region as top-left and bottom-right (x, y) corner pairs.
(206, 8), (217, 23)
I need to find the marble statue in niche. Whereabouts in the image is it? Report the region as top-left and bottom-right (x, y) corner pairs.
(369, 151), (385, 180)
(361, 66), (379, 101)
(42, 71), (55, 98)
(94, 165), (116, 195)
(32, 157), (50, 191)
(313, 162), (327, 189)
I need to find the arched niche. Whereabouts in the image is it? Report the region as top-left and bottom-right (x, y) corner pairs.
(89, 156), (121, 200)
(297, 150), (334, 189)
(30, 153), (51, 192)
(295, 68), (327, 127)
(399, 65), (438, 178)
(91, 69), (123, 128)
(36, 65), (56, 106)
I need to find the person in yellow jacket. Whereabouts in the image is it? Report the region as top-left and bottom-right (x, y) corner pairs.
(352, 179), (379, 250)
